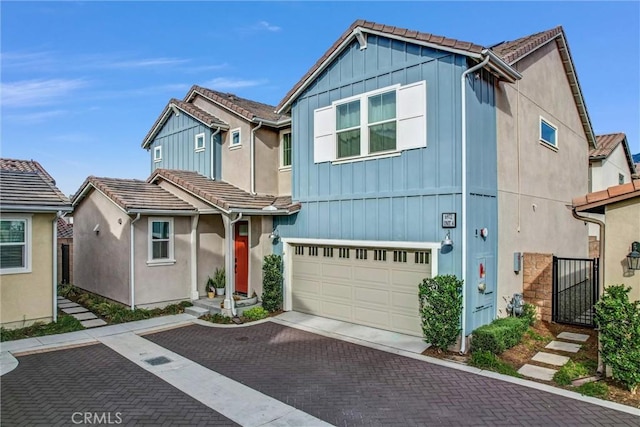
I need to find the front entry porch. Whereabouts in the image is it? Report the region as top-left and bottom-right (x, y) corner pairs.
(190, 295), (261, 317)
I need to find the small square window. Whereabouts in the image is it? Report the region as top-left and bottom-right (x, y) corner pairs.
(540, 118), (557, 148)
(195, 133), (206, 152)
(230, 128), (241, 147)
(153, 146), (162, 162)
(619, 173), (625, 185)
(0, 217), (31, 274)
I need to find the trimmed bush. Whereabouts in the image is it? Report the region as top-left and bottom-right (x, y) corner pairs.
(553, 360), (591, 386)
(262, 255), (283, 312)
(471, 317), (529, 354)
(242, 306), (269, 321)
(594, 285), (640, 394)
(418, 275), (463, 351)
(576, 381), (608, 398)
(520, 303), (537, 326)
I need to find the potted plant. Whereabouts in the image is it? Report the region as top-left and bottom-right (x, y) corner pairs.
(206, 276), (215, 299)
(213, 267), (226, 296)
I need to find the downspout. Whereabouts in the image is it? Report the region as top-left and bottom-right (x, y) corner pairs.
(52, 211), (64, 322)
(460, 55), (490, 354)
(224, 212), (243, 316)
(210, 127), (221, 180)
(190, 214), (200, 300)
(130, 213), (141, 310)
(572, 209), (605, 375)
(250, 121), (263, 195)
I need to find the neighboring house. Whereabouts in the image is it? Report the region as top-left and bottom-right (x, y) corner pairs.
(57, 217), (73, 284)
(573, 179), (640, 302)
(271, 20), (593, 341)
(0, 158), (72, 329)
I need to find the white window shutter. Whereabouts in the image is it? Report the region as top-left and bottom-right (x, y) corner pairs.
(397, 81), (426, 151)
(313, 105), (335, 163)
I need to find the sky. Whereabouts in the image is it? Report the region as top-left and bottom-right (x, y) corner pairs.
(1, 1), (639, 196)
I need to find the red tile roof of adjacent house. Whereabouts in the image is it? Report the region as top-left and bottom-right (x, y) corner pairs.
(149, 169), (300, 214)
(72, 176), (197, 213)
(0, 158), (71, 211)
(57, 217), (73, 238)
(573, 179), (640, 213)
(590, 133), (636, 174)
(187, 85), (290, 124)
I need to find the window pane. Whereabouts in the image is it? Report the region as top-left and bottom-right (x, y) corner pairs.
(369, 122), (397, 153)
(0, 245), (25, 269)
(0, 220), (25, 244)
(196, 135), (205, 149)
(232, 131), (240, 145)
(336, 101), (360, 130)
(282, 133), (292, 166)
(368, 91), (396, 123)
(337, 129), (361, 158)
(541, 121), (556, 145)
(152, 241), (169, 259)
(152, 221), (169, 239)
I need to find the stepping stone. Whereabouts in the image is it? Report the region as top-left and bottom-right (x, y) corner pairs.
(557, 332), (590, 342)
(185, 306), (209, 317)
(80, 319), (107, 328)
(57, 298), (72, 303)
(532, 351), (570, 366)
(518, 364), (557, 381)
(72, 312), (98, 321)
(58, 302), (81, 309)
(545, 340), (581, 353)
(62, 307), (89, 314)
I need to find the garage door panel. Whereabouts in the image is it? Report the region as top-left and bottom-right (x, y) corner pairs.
(391, 313), (422, 335)
(354, 286), (389, 306)
(322, 300), (353, 321)
(392, 269), (429, 286)
(294, 260), (321, 276)
(391, 291), (419, 312)
(354, 307), (390, 328)
(322, 281), (353, 299)
(322, 263), (351, 280)
(293, 278), (322, 295)
(353, 266), (389, 284)
(292, 295), (321, 314)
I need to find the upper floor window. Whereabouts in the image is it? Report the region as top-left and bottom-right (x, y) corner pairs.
(619, 173), (625, 185)
(230, 128), (241, 148)
(0, 216), (31, 275)
(153, 146), (162, 162)
(539, 117), (557, 148)
(281, 131), (292, 168)
(313, 81), (426, 164)
(195, 133), (206, 152)
(148, 218), (174, 265)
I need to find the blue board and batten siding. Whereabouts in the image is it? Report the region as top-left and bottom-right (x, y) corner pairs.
(274, 35), (499, 332)
(149, 112), (221, 179)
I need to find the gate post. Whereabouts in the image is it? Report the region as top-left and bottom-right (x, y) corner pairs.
(552, 256), (558, 323)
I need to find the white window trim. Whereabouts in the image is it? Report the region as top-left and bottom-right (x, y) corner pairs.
(229, 128), (242, 149)
(279, 130), (292, 170)
(539, 116), (558, 150)
(147, 217), (175, 266)
(0, 215), (32, 275)
(195, 132), (206, 152)
(153, 146), (162, 162)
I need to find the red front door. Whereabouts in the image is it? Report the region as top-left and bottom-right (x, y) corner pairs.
(234, 221), (249, 294)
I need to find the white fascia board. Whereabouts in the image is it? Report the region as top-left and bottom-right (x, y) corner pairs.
(0, 205), (72, 213)
(228, 208), (296, 216)
(281, 237), (441, 251)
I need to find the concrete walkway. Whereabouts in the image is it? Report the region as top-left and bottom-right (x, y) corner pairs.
(57, 295), (107, 328)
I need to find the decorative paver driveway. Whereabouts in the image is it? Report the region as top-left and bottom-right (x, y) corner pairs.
(1, 344), (238, 426)
(147, 323), (639, 426)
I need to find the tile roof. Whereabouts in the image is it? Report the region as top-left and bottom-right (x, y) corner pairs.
(150, 169), (300, 213)
(73, 176), (197, 213)
(57, 217), (73, 238)
(573, 179), (640, 213)
(187, 85), (289, 124)
(142, 98), (228, 148)
(0, 158), (71, 211)
(590, 133), (636, 174)
(491, 27), (563, 65)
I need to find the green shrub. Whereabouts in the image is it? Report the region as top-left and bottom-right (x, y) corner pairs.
(201, 313), (233, 324)
(58, 283), (79, 298)
(242, 306), (269, 321)
(1, 315), (84, 342)
(594, 285), (640, 393)
(575, 381), (608, 398)
(469, 350), (522, 378)
(554, 360), (591, 386)
(418, 275), (463, 351)
(471, 317), (529, 354)
(521, 303), (537, 326)
(262, 255), (283, 312)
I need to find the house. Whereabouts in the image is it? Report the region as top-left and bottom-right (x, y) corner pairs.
(573, 179), (640, 301)
(73, 90), (298, 312)
(585, 133), (637, 256)
(0, 158), (72, 329)
(270, 20), (594, 343)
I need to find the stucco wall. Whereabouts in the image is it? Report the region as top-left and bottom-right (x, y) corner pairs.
(73, 191), (131, 305)
(248, 216), (273, 298)
(1, 213), (55, 328)
(604, 198), (640, 301)
(197, 215), (225, 296)
(496, 40), (589, 315)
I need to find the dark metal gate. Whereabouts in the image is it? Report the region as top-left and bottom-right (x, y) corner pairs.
(552, 257), (599, 327)
(61, 244), (70, 284)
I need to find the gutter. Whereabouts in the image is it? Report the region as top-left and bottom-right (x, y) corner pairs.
(459, 55), (491, 354)
(210, 127), (222, 180)
(2, 205), (73, 213)
(571, 208), (605, 375)
(52, 211), (64, 322)
(190, 214), (200, 301)
(228, 208), (297, 216)
(481, 49), (522, 83)
(127, 209), (197, 216)
(130, 213), (142, 310)
(250, 121), (263, 195)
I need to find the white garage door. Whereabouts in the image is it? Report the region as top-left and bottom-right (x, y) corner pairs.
(291, 244), (432, 336)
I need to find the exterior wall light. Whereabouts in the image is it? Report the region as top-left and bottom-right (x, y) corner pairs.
(269, 230), (280, 242)
(627, 241), (640, 271)
(441, 231), (453, 254)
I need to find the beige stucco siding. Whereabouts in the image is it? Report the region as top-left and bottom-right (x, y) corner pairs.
(604, 198), (640, 301)
(248, 216), (273, 297)
(197, 215), (225, 296)
(254, 128), (280, 195)
(1, 213), (55, 328)
(496, 40), (589, 315)
(73, 190), (131, 305)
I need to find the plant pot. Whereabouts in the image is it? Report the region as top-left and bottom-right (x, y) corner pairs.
(207, 291), (215, 299)
(216, 287), (225, 296)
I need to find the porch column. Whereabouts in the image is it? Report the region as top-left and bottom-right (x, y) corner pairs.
(222, 213), (242, 316)
(190, 214), (200, 301)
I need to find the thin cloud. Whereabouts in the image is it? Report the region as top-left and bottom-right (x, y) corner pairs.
(1, 51), (53, 70)
(4, 110), (68, 124)
(237, 21), (282, 35)
(1, 79), (88, 108)
(102, 57), (191, 69)
(202, 77), (267, 90)
(257, 21), (281, 32)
